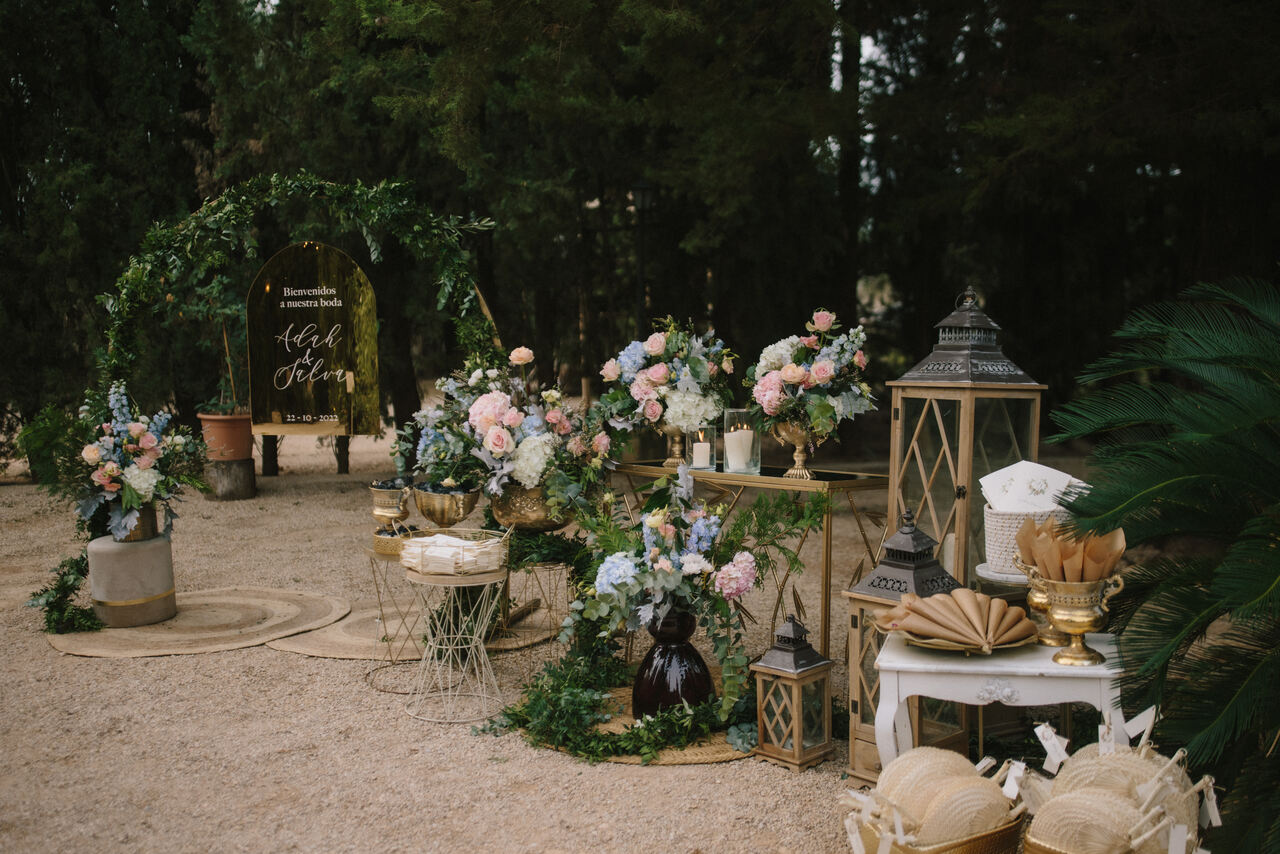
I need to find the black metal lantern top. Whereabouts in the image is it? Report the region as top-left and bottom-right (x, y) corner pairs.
(757, 615), (829, 674)
(894, 288), (1040, 386)
(848, 510), (961, 602)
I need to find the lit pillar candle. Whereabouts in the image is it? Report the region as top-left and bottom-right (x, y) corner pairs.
(692, 441), (711, 468)
(725, 428), (753, 471)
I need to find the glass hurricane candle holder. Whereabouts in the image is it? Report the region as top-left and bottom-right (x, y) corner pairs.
(722, 409), (761, 474)
(685, 425), (717, 471)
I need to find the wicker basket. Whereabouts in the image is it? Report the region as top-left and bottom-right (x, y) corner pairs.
(401, 527), (511, 584)
(852, 815), (1024, 854)
(983, 505), (1070, 577)
(371, 523), (427, 556)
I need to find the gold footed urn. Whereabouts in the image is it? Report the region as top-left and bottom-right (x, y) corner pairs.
(490, 484), (569, 532)
(370, 482), (411, 531)
(773, 422), (824, 479)
(414, 486), (481, 528)
(1014, 557), (1069, 647)
(1041, 574), (1124, 666)
(659, 423), (685, 468)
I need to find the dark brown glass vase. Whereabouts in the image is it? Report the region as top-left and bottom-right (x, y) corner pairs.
(631, 606), (716, 718)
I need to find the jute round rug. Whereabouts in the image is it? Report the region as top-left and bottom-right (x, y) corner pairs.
(46, 587), (349, 658)
(266, 598), (419, 661)
(592, 686), (749, 766)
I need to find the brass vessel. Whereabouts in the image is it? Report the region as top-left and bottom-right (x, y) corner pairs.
(659, 423), (685, 469)
(115, 502), (159, 542)
(773, 422), (825, 480)
(1041, 574), (1124, 666)
(490, 484), (569, 532)
(413, 486), (480, 528)
(1014, 557), (1069, 647)
(369, 482), (410, 531)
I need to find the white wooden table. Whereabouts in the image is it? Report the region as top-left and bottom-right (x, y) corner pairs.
(874, 632), (1121, 768)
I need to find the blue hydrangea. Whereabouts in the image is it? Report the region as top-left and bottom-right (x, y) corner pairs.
(685, 514), (722, 554)
(595, 552), (640, 597)
(150, 412), (171, 437)
(617, 341), (647, 382)
(518, 412), (545, 440)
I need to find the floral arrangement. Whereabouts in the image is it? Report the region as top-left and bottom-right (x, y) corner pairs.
(75, 381), (207, 538)
(746, 308), (874, 437)
(563, 466), (825, 717)
(596, 317), (736, 435)
(406, 348), (610, 510)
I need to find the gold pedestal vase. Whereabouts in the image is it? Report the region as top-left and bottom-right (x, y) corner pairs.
(1042, 574), (1124, 666)
(773, 422), (825, 480)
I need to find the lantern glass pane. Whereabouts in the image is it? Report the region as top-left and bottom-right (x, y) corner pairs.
(761, 676), (794, 750)
(920, 695), (962, 735)
(970, 396), (1037, 569)
(858, 621), (880, 726)
(898, 396), (961, 552)
(801, 679), (826, 748)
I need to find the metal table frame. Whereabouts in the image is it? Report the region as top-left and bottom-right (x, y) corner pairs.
(612, 461), (887, 657)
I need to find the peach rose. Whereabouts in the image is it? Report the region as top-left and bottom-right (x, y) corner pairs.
(509, 346), (534, 365)
(501, 408), (525, 429)
(629, 379), (658, 402)
(801, 335), (820, 349)
(721, 358), (734, 375)
(642, 399), (664, 422)
(643, 332), (667, 356)
(854, 349), (868, 370)
(127, 421), (147, 438)
(567, 435), (588, 457)
(780, 363), (808, 384)
(809, 310), (836, 332)
(139, 432), (159, 450)
(81, 444), (102, 465)
(809, 360), (836, 385)
(600, 359), (621, 382)
(483, 425), (514, 456)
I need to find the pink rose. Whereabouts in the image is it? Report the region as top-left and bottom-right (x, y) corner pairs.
(468, 391), (512, 432)
(707, 362), (718, 376)
(629, 379), (658, 402)
(101, 423), (112, 434)
(809, 310), (836, 332)
(655, 557), (674, 574)
(483, 425), (514, 456)
(135, 454), (155, 470)
(752, 370), (784, 405)
(567, 435), (588, 457)
(642, 399), (664, 422)
(127, 421), (147, 438)
(801, 335), (820, 349)
(91, 467), (121, 492)
(660, 523), (676, 541)
(546, 409), (573, 435)
(509, 346), (534, 365)
(643, 332), (667, 356)
(139, 432), (159, 450)
(780, 363), (808, 384)
(721, 358), (734, 375)
(600, 359), (621, 382)
(854, 349), (868, 370)
(81, 444), (102, 465)
(809, 360), (836, 385)
(101, 461), (121, 477)
(645, 363), (670, 385)
(501, 408), (525, 428)
(145, 447), (162, 461)
(591, 432), (611, 455)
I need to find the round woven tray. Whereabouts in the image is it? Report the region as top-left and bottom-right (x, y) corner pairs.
(595, 687), (746, 765)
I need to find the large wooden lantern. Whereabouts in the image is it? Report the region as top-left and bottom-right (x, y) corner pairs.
(750, 616), (834, 772)
(886, 288), (1046, 585)
(842, 511), (969, 783)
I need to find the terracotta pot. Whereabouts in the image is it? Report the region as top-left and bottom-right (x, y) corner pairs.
(198, 412), (254, 461)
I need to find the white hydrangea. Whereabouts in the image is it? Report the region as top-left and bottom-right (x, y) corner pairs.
(679, 553), (713, 576)
(511, 433), (557, 488)
(662, 389), (722, 433)
(755, 335), (802, 374)
(121, 465), (162, 502)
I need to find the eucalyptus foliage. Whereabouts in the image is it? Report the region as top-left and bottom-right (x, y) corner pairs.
(1050, 278), (1280, 852)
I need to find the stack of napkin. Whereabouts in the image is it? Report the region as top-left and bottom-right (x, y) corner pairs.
(400, 534), (498, 576)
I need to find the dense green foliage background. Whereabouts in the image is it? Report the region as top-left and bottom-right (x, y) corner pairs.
(3, 0), (1277, 447)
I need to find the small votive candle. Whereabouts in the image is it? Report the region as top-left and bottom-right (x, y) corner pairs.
(685, 425), (717, 470)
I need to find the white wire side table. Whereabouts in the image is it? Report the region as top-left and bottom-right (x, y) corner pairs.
(404, 565), (508, 724)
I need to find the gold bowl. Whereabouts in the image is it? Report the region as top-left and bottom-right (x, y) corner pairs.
(490, 484), (569, 532)
(1041, 574), (1124, 666)
(413, 486), (480, 528)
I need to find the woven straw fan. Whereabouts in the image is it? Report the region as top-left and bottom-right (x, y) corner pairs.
(1016, 516), (1126, 582)
(875, 746), (979, 829)
(877, 590), (1037, 652)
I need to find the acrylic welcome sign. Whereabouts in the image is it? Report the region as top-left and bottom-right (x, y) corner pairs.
(246, 242), (379, 435)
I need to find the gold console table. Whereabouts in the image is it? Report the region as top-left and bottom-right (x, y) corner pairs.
(611, 462), (887, 657)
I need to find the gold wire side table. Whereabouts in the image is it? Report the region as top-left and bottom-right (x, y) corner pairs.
(404, 566), (508, 724)
(365, 548), (429, 694)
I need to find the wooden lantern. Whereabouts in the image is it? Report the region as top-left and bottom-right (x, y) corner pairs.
(886, 288), (1046, 585)
(842, 511), (969, 783)
(750, 616), (834, 772)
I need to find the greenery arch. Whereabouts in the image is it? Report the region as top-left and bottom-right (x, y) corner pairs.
(99, 170), (497, 413)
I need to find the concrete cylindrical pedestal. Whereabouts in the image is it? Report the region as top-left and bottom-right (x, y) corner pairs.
(87, 535), (177, 627)
(203, 458), (257, 501)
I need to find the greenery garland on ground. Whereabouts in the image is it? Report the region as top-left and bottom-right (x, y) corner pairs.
(27, 553), (102, 634)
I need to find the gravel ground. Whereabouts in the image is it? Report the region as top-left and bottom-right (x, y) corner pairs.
(0, 434), (898, 854)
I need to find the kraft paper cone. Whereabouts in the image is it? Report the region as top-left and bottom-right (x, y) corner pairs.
(993, 604), (1027, 640)
(1032, 533), (1065, 581)
(926, 595), (988, 647)
(953, 587), (987, 637)
(1062, 539), (1085, 583)
(992, 618), (1037, 646)
(1083, 528), (1127, 581)
(905, 596), (982, 645)
(986, 598), (1009, 640)
(1015, 517), (1039, 566)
